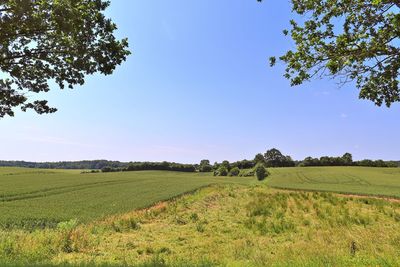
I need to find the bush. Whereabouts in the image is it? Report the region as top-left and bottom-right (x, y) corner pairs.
(214, 166), (228, 176)
(228, 167), (240, 177)
(255, 164), (269, 181)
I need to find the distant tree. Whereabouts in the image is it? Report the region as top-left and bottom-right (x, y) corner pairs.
(228, 167), (240, 177)
(212, 162), (220, 171)
(200, 159), (210, 166)
(284, 156), (296, 167)
(254, 153), (266, 165)
(300, 157), (320, 167)
(342, 153), (353, 166)
(255, 164), (269, 181)
(264, 148), (295, 167)
(199, 159), (213, 172)
(214, 166), (228, 177)
(0, 0), (130, 117)
(221, 160), (231, 171)
(263, 0), (400, 107)
(231, 159), (255, 169)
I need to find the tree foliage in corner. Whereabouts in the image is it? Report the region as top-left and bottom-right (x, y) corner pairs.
(261, 0), (400, 107)
(0, 0), (130, 117)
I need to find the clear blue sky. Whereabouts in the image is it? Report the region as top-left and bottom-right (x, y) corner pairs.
(1, 0), (399, 163)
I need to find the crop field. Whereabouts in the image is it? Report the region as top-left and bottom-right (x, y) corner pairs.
(1, 185), (400, 266)
(268, 167), (400, 198)
(0, 167), (248, 229)
(1, 166), (400, 231)
(1, 167), (400, 266)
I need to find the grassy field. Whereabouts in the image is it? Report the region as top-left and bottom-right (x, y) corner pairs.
(0, 167), (249, 229)
(268, 166), (400, 198)
(1, 184), (400, 266)
(1, 166), (400, 266)
(1, 166), (400, 230)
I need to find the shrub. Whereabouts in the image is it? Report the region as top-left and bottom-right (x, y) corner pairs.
(214, 166), (228, 176)
(255, 164), (269, 181)
(228, 167), (240, 177)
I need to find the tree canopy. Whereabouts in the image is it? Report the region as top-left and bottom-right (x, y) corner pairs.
(0, 0), (130, 117)
(262, 0), (400, 107)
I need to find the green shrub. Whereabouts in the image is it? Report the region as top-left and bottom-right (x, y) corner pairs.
(255, 164), (269, 181)
(214, 166), (228, 176)
(228, 167), (240, 177)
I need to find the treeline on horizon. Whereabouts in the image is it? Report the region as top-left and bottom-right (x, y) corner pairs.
(0, 149), (398, 173)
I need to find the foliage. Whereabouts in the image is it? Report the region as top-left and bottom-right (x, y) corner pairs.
(221, 161), (231, 171)
(0, 0), (130, 117)
(230, 159), (255, 170)
(255, 164), (269, 181)
(228, 167), (240, 177)
(198, 160), (213, 172)
(120, 162), (197, 173)
(0, 159), (128, 169)
(264, 148), (295, 167)
(214, 166), (228, 177)
(253, 153), (265, 165)
(299, 153), (398, 167)
(266, 0), (400, 107)
(239, 168), (255, 177)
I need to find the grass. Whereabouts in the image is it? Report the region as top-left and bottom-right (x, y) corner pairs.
(1, 166), (400, 266)
(0, 167), (249, 229)
(1, 184), (399, 266)
(267, 166), (400, 198)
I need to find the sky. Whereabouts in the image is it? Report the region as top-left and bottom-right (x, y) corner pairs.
(1, 0), (399, 163)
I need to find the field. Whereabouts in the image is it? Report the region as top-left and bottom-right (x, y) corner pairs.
(1, 185), (400, 266)
(1, 166), (400, 266)
(268, 167), (400, 198)
(0, 168), (248, 229)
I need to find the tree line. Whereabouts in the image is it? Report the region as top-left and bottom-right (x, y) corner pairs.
(0, 160), (126, 170)
(0, 149), (398, 173)
(101, 162), (196, 173)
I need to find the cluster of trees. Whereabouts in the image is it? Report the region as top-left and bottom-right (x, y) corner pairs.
(211, 156), (270, 181)
(254, 148), (295, 167)
(299, 153), (399, 168)
(0, 160), (127, 170)
(102, 162), (196, 173)
(212, 163), (269, 181)
(299, 153), (354, 167)
(1, 149), (398, 173)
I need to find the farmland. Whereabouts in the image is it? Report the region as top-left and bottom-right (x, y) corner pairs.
(1, 184), (400, 266)
(0, 168), (249, 229)
(1, 166), (400, 266)
(1, 166), (400, 230)
(268, 167), (400, 198)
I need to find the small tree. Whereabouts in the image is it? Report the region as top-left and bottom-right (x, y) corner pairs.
(228, 167), (240, 177)
(221, 160), (231, 171)
(199, 159), (213, 172)
(342, 153), (353, 166)
(214, 166), (228, 177)
(255, 164), (269, 181)
(254, 153), (265, 165)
